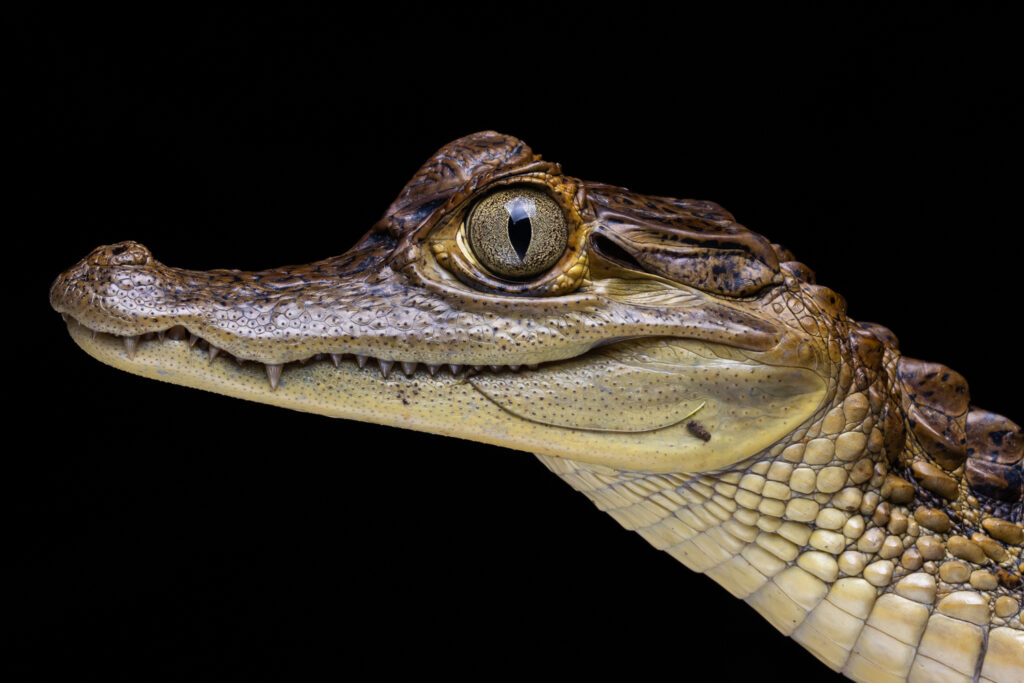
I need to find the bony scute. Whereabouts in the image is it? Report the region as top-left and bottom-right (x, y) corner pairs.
(50, 131), (1024, 682)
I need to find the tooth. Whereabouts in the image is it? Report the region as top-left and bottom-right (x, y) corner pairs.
(123, 335), (138, 359)
(235, 356), (245, 366)
(167, 325), (187, 340)
(509, 365), (521, 372)
(61, 314), (68, 322)
(91, 329), (98, 340)
(156, 330), (166, 341)
(356, 355), (369, 368)
(189, 333), (199, 347)
(208, 346), (220, 363)
(427, 364), (441, 376)
(378, 359), (394, 378)
(448, 364), (462, 375)
(265, 364), (282, 390)
(490, 365), (502, 373)
(473, 365), (484, 372)
(330, 354), (342, 368)
(401, 362), (418, 377)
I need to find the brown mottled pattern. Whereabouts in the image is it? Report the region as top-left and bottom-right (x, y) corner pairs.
(382, 131), (539, 237)
(51, 131), (1022, 682)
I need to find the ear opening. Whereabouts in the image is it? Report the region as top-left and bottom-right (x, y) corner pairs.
(590, 233), (645, 272)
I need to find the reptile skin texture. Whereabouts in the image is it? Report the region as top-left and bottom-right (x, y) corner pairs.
(51, 132), (1023, 682)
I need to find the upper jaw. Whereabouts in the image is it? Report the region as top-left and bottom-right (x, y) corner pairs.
(50, 239), (833, 474)
(51, 240), (789, 369)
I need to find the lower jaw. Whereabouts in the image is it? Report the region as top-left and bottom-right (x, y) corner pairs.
(61, 317), (827, 474)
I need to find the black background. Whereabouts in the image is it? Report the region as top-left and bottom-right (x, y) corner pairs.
(16, 6), (1020, 681)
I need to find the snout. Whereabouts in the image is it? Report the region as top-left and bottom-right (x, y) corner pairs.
(51, 241), (154, 303)
(87, 241), (153, 268)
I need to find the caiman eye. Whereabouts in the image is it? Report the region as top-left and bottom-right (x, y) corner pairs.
(466, 187), (568, 279)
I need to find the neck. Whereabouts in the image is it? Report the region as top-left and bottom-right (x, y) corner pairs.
(534, 373), (1022, 681)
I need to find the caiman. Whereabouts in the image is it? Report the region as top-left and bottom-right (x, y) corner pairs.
(50, 132), (1023, 682)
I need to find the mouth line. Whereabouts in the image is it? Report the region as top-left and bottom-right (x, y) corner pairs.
(58, 311), (828, 473)
(61, 315), (547, 389)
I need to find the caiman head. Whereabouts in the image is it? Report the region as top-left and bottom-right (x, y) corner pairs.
(50, 132), (1022, 681)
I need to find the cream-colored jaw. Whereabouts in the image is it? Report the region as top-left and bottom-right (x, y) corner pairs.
(470, 338), (826, 471)
(65, 319), (825, 473)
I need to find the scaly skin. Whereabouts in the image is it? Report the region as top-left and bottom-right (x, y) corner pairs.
(50, 132), (1022, 682)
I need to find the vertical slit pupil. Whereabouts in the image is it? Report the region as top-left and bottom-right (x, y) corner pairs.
(507, 216), (532, 262)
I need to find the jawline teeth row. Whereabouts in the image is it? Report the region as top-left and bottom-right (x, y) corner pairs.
(71, 319), (540, 389)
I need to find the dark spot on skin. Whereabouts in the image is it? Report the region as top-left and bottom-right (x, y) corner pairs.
(687, 420), (711, 442)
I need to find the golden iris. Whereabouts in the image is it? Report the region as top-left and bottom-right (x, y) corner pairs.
(466, 188), (568, 279)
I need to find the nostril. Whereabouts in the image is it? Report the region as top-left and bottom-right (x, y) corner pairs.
(89, 241), (152, 267)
